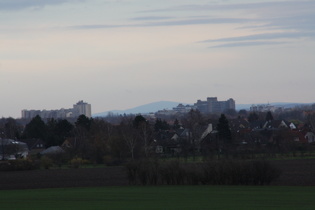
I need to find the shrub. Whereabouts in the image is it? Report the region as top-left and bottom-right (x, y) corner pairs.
(40, 156), (53, 169)
(160, 160), (185, 185)
(202, 160), (281, 185)
(125, 159), (281, 186)
(251, 160), (281, 185)
(184, 163), (203, 185)
(125, 160), (139, 185)
(0, 159), (40, 171)
(125, 159), (160, 185)
(103, 155), (123, 166)
(69, 157), (89, 168)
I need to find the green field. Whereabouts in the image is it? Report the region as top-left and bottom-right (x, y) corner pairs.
(1, 186), (314, 210)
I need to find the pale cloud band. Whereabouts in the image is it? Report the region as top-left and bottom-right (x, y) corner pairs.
(65, 0), (315, 49)
(68, 17), (252, 30)
(209, 41), (287, 48)
(0, 0), (75, 10)
(202, 32), (315, 43)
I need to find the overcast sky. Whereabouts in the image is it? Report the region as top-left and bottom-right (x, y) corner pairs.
(1, 0), (314, 118)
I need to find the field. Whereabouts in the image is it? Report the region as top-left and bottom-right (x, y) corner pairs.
(1, 158), (315, 190)
(1, 186), (315, 209)
(0, 158), (315, 209)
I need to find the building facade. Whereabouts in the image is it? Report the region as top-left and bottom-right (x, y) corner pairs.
(21, 101), (92, 119)
(73, 100), (92, 118)
(194, 97), (235, 114)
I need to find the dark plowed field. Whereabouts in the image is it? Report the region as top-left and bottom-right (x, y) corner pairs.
(272, 159), (315, 186)
(0, 166), (128, 190)
(0, 159), (314, 190)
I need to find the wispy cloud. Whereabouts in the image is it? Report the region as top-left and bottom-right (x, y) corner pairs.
(0, 0), (83, 10)
(68, 17), (253, 30)
(139, 1), (315, 31)
(262, 14), (315, 32)
(209, 41), (287, 48)
(130, 16), (173, 21)
(202, 32), (315, 43)
(141, 1), (315, 14)
(189, 1), (315, 48)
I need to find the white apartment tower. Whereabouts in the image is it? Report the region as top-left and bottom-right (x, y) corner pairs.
(73, 100), (92, 118)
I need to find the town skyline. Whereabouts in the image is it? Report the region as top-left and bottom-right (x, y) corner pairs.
(1, 0), (314, 118)
(8, 97), (315, 119)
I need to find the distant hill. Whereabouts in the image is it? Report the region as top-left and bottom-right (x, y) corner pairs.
(94, 101), (315, 117)
(93, 101), (184, 117)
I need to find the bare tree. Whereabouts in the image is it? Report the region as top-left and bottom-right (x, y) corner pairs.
(120, 119), (138, 159)
(181, 109), (204, 160)
(308, 113), (315, 132)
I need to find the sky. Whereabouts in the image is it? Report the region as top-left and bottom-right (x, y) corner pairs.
(1, 0), (315, 118)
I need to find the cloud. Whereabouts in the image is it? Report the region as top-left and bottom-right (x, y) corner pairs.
(0, 0), (82, 10)
(209, 41), (287, 48)
(144, 17), (251, 27)
(141, 1), (315, 31)
(189, 1), (315, 48)
(68, 24), (126, 30)
(68, 17), (253, 30)
(130, 16), (173, 21)
(67, 0), (315, 45)
(141, 1), (315, 14)
(262, 14), (315, 32)
(202, 32), (315, 43)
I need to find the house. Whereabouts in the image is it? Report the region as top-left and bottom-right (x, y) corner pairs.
(153, 130), (180, 156)
(61, 138), (77, 150)
(249, 120), (265, 130)
(263, 120), (290, 130)
(40, 146), (65, 155)
(20, 138), (45, 155)
(229, 119), (251, 143)
(305, 132), (315, 143)
(200, 124), (213, 140)
(0, 139), (29, 160)
(289, 122), (297, 130)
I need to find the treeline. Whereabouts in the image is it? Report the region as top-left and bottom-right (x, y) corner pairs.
(0, 107), (315, 165)
(126, 159), (280, 185)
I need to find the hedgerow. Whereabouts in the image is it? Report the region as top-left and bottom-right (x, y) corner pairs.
(126, 159), (281, 186)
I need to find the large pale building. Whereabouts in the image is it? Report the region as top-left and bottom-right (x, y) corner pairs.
(73, 100), (92, 118)
(21, 101), (92, 119)
(194, 97), (235, 114)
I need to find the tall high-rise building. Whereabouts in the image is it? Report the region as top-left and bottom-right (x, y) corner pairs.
(73, 100), (92, 118)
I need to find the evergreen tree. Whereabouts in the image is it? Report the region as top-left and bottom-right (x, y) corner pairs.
(22, 115), (47, 141)
(75, 115), (92, 131)
(173, 118), (180, 130)
(4, 118), (21, 139)
(217, 114), (232, 143)
(154, 118), (170, 131)
(265, 111), (274, 122)
(133, 115), (146, 128)
(46, 119), (74, 147)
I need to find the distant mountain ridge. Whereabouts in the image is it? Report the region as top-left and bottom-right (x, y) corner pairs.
(93, 101), (315, 117)
(93, 101), (184, 117)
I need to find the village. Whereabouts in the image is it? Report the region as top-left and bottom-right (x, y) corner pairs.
(1, 98), (315, 164)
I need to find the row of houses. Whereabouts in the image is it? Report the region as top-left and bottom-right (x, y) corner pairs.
(0, 138), (60, 160)
(153, 118), (315, 156)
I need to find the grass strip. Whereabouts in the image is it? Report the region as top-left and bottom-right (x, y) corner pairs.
(0, 186), (314, 210)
